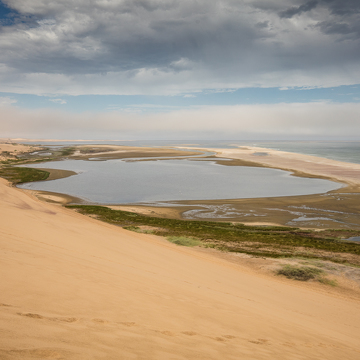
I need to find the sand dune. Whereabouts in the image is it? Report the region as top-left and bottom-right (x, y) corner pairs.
(1, 177), (360, 359)
(0, 142), (41, 162)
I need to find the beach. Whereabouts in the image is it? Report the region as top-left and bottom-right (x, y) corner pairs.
(1, 142), (360, 359)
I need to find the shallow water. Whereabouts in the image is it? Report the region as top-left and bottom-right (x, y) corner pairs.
(18, 158), (341, 204)
(23, 140), (360, 164)
(346, 236), (360, 242)
(250, 141), (360, 165)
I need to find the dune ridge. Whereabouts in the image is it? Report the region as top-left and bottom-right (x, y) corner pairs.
(1, 176), (360, 359)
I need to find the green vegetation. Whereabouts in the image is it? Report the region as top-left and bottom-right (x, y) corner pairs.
(123, 225), (154, 234)
(1, 159), (21, 164)
(0, 167), (49, 184)
(123, 225), (143, 232)
(276, 264), (337, 285)
(167, 236), (202, 247)
(0, 146), (75, 165)
(277, 265), (324, 281)
(318, 277), (337, 286)
(66, 205), (360, 265)
(61, 147), (75, 156)
(1, 156), (55, 165)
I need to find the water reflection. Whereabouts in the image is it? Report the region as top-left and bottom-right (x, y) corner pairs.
(18, 158), (341, 204)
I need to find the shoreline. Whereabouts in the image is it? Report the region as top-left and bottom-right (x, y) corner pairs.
(180, 145), (360, 186)
(19, 144), (360, 229)
(2, 141), (360, 229)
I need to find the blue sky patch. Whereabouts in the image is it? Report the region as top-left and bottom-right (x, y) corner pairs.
(0, 1), (17, 25)
(2, 85), (359, 114)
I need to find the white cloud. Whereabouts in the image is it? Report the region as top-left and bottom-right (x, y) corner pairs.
(49, 98), (67, 104)
(0, 96), (17, 106)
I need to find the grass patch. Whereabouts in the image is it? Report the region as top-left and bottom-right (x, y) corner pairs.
(277, 264), (337, 285)
(61, 147), (75, 156)
(0, 167), (50, 184)
(123, 225), (142, 232)
(123, 225), (154, 234)
(167, 236), (202, 247)
(277, 265), (324, 281)
(65, 205), (360, 265)
(318, 277), (337, 286)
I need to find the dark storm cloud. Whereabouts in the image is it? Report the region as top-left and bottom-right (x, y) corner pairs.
(278, 0), (360, 37)
(315, 0), (360, 37)
(317, 21), (352, 35)
(278, 0), (360, 17)
(0, 0), (359, 94)
(279, 0), (318, 18)
(322, 0), (360, 15)
(0, 1), (269, 74)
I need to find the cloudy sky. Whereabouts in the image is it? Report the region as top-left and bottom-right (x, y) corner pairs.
(0, 0), (359, 140)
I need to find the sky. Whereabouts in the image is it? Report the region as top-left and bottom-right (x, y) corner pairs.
(0, 0), (359, 140)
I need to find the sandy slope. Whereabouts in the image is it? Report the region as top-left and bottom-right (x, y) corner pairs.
(1, 178), (360, 359)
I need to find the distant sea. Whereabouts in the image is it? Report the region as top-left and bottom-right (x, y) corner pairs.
(23, 140), (360, 165)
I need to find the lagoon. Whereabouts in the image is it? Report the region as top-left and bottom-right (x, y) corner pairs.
(17, 158), (342, 204)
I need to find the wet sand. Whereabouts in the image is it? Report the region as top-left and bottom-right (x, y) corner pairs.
(37, 168), (77, 181)
(71, 145), (202, 160)
(108, 187), (360, 229)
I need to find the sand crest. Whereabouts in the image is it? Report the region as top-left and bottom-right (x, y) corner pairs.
(1, 176), (360, 359)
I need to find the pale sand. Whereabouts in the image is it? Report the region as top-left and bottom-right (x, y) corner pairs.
(1, 177), (360, 359)
(71, 145), (202, 160)
(217, 146), (360, 186)
(108, 205), (183, 219)
(0, 143), (41, 161)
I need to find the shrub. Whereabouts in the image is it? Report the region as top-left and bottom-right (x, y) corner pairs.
(277, 265), (323, 281)
(123, 225), (141, 232)
(167, 236), (202, 247)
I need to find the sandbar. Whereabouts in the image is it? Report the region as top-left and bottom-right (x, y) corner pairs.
(71, 145), (202, 160)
